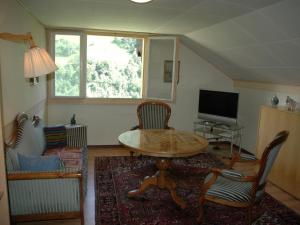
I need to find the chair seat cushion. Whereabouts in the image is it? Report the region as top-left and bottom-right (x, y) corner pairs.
(44, 147), (82, 168)
(205, 173), (253, 202)
(220, 169), (244, 178)
(240, 153), (257, 161)
(18, 153), (61, 171)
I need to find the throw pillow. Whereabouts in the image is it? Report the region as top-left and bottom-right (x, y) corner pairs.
(44, 147), (83, 168)
(18, 153), (61, 171)
(44, 125), (67, 149)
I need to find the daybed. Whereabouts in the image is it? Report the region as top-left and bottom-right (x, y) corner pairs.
(5, 113), (87, 225)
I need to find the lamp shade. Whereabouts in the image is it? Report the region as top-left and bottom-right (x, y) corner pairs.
(24, 47), (57, 78)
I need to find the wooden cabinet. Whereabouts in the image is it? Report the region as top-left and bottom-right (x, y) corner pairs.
(257, 105), (300, 199)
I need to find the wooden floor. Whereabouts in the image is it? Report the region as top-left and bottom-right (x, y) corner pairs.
(18, 146), (300, 225)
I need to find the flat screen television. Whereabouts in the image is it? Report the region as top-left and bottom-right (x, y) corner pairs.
(198, 89), (239, 124)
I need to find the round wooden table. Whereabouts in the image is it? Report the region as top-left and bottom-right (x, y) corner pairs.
(118, 129), (208, 209)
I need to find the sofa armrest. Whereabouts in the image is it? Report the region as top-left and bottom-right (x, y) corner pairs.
(7, 168), (84, 217)
(7, 168), (82, 180)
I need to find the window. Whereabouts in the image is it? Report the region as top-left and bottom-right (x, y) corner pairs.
(49, 30), (178, 102)
(86, 35), (142, 98)
(54, 34), (80, 97)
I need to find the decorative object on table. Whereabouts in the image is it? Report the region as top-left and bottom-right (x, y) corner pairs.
(94, 154), (300, 225)
(270, 95), (279, 107)
(70, 114), (76, 125)
(286, 96), (296, 111)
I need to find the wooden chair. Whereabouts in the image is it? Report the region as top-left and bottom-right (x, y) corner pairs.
(133, 100), (172, 130)
(198, 130), (289, 225)
(130, 101), (172, 157)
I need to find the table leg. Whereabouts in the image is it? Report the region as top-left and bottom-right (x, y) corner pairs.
(128, 158), (186, 209)
(128, 175), (157, 197)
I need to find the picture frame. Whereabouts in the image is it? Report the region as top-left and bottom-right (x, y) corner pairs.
(163, 60), (180, 83)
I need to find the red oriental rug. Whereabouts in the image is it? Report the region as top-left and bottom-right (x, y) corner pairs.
(95, 154), (300, 225)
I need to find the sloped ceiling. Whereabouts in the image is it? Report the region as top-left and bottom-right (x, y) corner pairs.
(18, 0), (300, 84)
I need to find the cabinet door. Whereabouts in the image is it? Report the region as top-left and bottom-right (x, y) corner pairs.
(256, 106), (300, 198)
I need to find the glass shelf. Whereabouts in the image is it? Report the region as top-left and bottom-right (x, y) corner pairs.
(194, 119), (243, 155)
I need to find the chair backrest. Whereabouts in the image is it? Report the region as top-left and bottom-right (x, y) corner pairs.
(255, 130), (289, 199)
(137, 101), (171, 129)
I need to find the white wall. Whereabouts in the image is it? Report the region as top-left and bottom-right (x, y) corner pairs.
(0, 1), (47, 223)
(0, 0), (47, 127)
(235, 84), (300, 154)
(147, 39), (174, 99)
(0, 106), (9, 225)
(48, 44), (234, 145)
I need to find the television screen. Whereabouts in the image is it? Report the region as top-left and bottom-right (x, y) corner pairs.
(198, 89), (239, 120)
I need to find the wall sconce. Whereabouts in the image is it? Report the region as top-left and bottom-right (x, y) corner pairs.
(0, 32), (57, 85)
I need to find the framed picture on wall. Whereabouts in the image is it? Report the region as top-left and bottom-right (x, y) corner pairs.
(163, 60), (180, 83)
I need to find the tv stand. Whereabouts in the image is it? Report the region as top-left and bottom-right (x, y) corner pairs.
(193, 119), (243, 155)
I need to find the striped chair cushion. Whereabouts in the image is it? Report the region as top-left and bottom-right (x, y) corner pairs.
(240, 153), (257, 161)
(139, 104), (169, 129)
(205, 173), (253, 202)
(220, 169), (244, 178)
(44, 126), (67, 149)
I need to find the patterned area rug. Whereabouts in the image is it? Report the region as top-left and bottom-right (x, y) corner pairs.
(95, 154), (300, 225)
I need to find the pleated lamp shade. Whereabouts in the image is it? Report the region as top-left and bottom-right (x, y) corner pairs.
(24, 47), (57, 78)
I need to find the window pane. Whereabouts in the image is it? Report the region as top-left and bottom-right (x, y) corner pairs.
(86, 35), (142, 98)
(54, 34), (80, 96)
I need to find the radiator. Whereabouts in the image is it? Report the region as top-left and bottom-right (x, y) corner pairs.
(65, 124), (87, 148)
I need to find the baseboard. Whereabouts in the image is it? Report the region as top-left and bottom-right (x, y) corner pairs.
(88, 144), (124, 148)
(12, 211), (81, 223)
(268, 181), (300, 201)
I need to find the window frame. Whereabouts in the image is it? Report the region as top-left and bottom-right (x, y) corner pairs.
(47, 29), (178, 104)
(146, 36), (179, 101)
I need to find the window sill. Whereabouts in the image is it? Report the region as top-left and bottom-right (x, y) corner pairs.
(47, 97), (172, 105)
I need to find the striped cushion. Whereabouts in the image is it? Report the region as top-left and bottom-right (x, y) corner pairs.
(44, 126), (67, 149)
(205, 173), (253, 202)
(65, 125), (87, 148)
(139, 105), (169, 129)
(221, 169), (244, 178)
(240, 153), (257, 161)
(44, 147), (82, 168)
